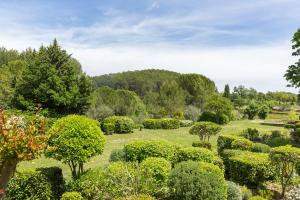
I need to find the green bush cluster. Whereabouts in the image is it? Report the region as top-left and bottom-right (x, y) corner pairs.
(116, 194), (155, 200)
(217, 134), (245, 154)
(124, 140), (179, 163)
(6, 167), (65, 200)
(192, 141), (212, 149)
(101, 116), (135, 134)
(176, 147), (217, 164)
(6, 171), (54, 200)
(179, 119), (194, 127)
(227, 181), (242, 200)
(143, 118), (180, 129)
(223, 150), (275, 187)
(231, 138), (254, 151)
(249, 196), (267, 200)
(109, 148), (126, 162)
(198, 111), (229, 125)
(60, 192), (83, 200)
(168, 161), (227, 200)
(251, 143), (271, 153)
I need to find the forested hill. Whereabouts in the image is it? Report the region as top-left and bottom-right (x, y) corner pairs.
(92, 69), (215, 97)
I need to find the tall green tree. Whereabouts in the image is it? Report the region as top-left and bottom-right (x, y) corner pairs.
(14, 39), (92, 114)
(223, 84), (230, 98)
(285, 28), (300, 89)
(204, 94), (234, 118)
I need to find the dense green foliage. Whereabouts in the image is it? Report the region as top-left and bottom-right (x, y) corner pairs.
(176, 147), (217, 163)
(45, 115), (105, 178)
(227, 181), (242, 200)
(192, 141), (212, 149)
(5, 171), (54, 200)
(189, 121), (222, 141)
(101, 116), (135, 134)
(198, 111), (230, 125)
(217, 134), (245, 154)
(231, 138), (254, 151)
(124, 140), (178, 163)
(168, 161), (227, 200)
(86, 86), (147, 122)
(204, 94), (234, 119)
(60, 192), (83, 200)
(143, 118), (180, 129)
(223, 150), (275, 187)
(13, 40), (92, 114)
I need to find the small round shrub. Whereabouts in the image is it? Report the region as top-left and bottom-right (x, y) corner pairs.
(179, 120), (194, 127)
(227, 181), (242, 200)
(217, 134), (245, 154)
(143, 119), (162, 129)
(60, 192), (83, 200)
(140, 157), (171, 184)
(192, 141), (212, 150)
(231, 138), (254, 151)
(5, 171), (53, 200)
(242, 128), (260, 142)
(124, 140), (178, 163)
(116, 194), (155, 200)
(168, 161), (227, 200)
(176, 147), (217, 164)
(160, 118), (180, 129)
(110, 149), (126, 162)
(251, 143), (271, 153)
(266, 136), (291, 147)
(101, 116), (135, 134)
(198, 111), (216, 122)
(189, 121), (222, 141)
(216, 113), (230, 125)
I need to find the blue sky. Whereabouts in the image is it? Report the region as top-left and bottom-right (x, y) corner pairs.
(1, 0), (300, 92)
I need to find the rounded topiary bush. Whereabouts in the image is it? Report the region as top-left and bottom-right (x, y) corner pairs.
(45, 115), (106, 178)
(143, 119), (162, 129)
(140, 157), (172, 184)
(5, 171), (53, 200)
(124, 140), (178, 163)
(231, 138), (254, 151)
(192, 141), (212, 149)
(227, 181), (242, 200)
(176, 147), (217, 164)
(101, 116), (135, 134)
(168, 161), (227, 200)
(160, 118), (180, 129)
(60, 192), (83, 200)
(217, 134), (245, 154)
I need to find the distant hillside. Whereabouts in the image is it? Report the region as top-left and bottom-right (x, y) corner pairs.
(92, 69), (180, 96)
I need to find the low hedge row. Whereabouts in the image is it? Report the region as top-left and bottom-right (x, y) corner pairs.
(143, 118), (180, 129)
(101, 116), (135, 134)
(222, 150), (276, 188)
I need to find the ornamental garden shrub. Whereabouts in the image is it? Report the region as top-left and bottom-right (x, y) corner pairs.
(224, 150), (276, 188)
(168, 161), (227, 200)
(217, 134), (245, 154)
(242, 128), (260, 142)
(101, 116), (135, 134)
(231, 138), (255, 151)
(36, 167), (65, 199)
(109, 149), (126, 162)
(60, 192), (83, 200)
(192, 141), (212, 149)
(124, 140), (179, 163)
(5, 171), (54, 200)
(251, 143), (271, 153)
(189, 121), (222, 141)
(198, 111), (229, 125)
(143, 118), (180, 129)
(227, 181), (242, 200)
(45, 115), (106, 178)
(116, 194), (155, 200)
(176, 147), (217, 164)
(179, 119), (194, 127)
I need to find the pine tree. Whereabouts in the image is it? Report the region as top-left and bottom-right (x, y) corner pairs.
(223, 84), (230, 99)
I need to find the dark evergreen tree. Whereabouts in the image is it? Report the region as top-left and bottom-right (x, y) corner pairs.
(223, 84), (230, 99)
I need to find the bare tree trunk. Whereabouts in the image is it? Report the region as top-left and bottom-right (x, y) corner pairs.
(0, 159), (18, 199)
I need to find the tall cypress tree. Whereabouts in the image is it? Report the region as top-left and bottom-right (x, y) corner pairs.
(223, 84), (230, 99)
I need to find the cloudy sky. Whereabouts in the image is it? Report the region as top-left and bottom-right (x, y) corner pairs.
(1, 0), (300, 92)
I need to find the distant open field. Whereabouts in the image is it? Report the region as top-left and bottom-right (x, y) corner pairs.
(17, 115), (287, 179)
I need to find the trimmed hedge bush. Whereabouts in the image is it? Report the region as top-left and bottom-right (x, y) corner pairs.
(124, 140), (178, 163)
(189, 121), (222, 141)
(179, 120), (194, 127)
(176, 147), (217, 164)
(231, 138), (254, 151)
(192, 141), (212, 149)
(140, 157), (171, 184)
(224, 151), (275, 188)
(60, 192), (83, 200)
(217, 134), (245, 154)
(143, 118), (180, 129)
(227, 181), (242, 200)
(168, 161), (227, 200)
(6, 171), (54, 200)
(101, 116), (135, 134)
(198, 111), (229, 125)
(251, 143), (271, 153)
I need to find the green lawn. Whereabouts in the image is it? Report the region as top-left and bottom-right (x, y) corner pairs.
(17, 119), (286, 179)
